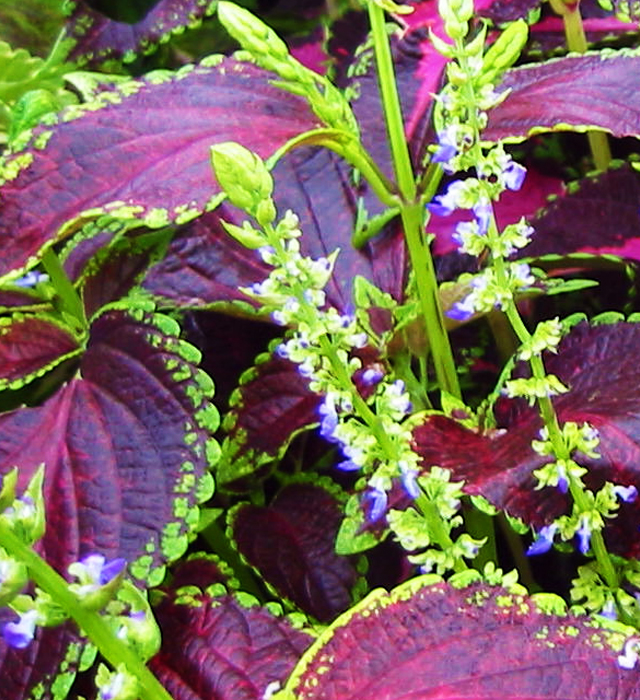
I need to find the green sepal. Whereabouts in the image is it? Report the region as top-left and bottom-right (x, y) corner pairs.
(335, 493), (384, 555)
(0, 467), (18, 512)
(221, 220), (267, 249)
(0, 549), (28, 606)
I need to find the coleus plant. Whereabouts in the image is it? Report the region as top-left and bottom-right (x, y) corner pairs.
(4, 0), (640, 698)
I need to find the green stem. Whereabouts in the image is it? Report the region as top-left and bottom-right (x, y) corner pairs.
(367, 3), (416, 201)
(0, 522), (174, 700)
(415, 493), (467, 573)
(402, 203), (461, 398)
(550, 0), (611, 170)
(368, 4), (461, 398)
(41, 247), (87, 330)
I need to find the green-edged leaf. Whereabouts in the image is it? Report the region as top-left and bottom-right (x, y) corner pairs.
(217, 345), (320, 488)
(0, 303), (218, 585)
(229, 482), (359, 622)
(0, 56), (318, 282)
(485, 49), (640, 142)
(0, 313), (83, 390)
(281, 577), (639, 700)
(65, 0), (219, 67)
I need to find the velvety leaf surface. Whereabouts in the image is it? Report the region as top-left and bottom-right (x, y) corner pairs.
(485, 50), (640, 143)
(0, 314), (82, 389)
(217, 351), (320, 487)
(65, 0), (218, 66)
(283, 578), (639, 700)
(520, 164), (640, 261)
(0, 57), (318, 281)
(150, 586), (313, 700)
(413, 320), (640, 557)
(231, 483), (358, 622)
(0, 305), (217, 582)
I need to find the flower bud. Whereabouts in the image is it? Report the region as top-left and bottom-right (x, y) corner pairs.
(210, 142), (274, 217)
(0, 552), (27, 606)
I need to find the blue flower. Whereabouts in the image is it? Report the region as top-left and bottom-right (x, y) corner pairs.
(427, 181), (466, 217)
(336, 459), (361, 472)
(12, 271), (48, 288)
(526, 524), (558, 556)
(503, 161), (527, 191)
(577, 519), (592, 555)
(363, 485), (387, 522)
(2, 609), (39, 649)
(446, 295), (476, 322)
(432, 125), (458, 168)
(472, 199), (492, 235)
(318, 396), (339, 442)
(361, 367), (384, 387)
(614, 485), (638, 503)
(400, 465), (420, 499)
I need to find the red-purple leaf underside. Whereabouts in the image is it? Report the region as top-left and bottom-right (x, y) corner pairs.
(520, 164), (640, 262)
(231, 483), (358, 622)
(485, 50), (640, 142)
(0, 314), (82, 389)
(65, 0), (218, 66)
(284, 579), (640, 700)
(0, 306), (216, 582)
(150, 589), (313, 700)
(0, 57), (318, 281)
(413, 320), (640, 557)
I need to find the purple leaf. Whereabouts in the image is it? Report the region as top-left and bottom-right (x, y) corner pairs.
(413, 320), (640, 558)
(230, 483), (359, 622)
(0, 315), (82, 390)
(0, 57), (318, 282)
(0, 305), (217, 581)
(64, 0), (219, 67)
(217, 350), (321, 487)
(150, 577), (313, 700)
(520, 163), (640, 262)
(142, 209), (270, 309)
(282, 578), (640, 700)
(485, 51), (640, 142)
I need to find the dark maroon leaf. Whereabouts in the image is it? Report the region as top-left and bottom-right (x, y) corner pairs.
(485, 51), (640, 143)
(142, 209), (270, 310)
(0, 314), (82, 390)
(281, 578), (640, 700)
(0, 57), (318, 282)
(150, 585), (313, 700)
(0, 620), (86, 700)
(478, 0), (541, 22)
(0, 304), (217, 582)
(413, 319), (640, 557)
(64, 0), (219, 66)
(520, 163), (640, 261)
(231, 483), (359, 622)
(217, 348), (320, 487)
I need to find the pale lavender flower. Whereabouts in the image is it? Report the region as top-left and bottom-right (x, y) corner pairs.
(427, 181), (467, 217)
(614, 485), (638, 503)
(618, 638), (640, 670)
(336, 459), (361, 472)
(473, 199), (492, 235)
(79, 554), (126, 588)
(2, 609), (39, 649)
(577, 519), (592, 555)
(12, 271), (48, 288)
(400, 465), (420, 499)
(363, 486), (387, 522)
(446, 294), (476, 322)
(318, 396), (338, 442)
(503, 161), (527, 191)
(432, 125), (458, 168)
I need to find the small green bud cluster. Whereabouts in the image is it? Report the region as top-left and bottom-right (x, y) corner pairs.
(386, 467), (484, 575)
(217, 2), (359, 136)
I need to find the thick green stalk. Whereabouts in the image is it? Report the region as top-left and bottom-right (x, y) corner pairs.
(550, 0), (611, 170)
(367, 3), (461, 398)
(0, 522), (174, 700)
